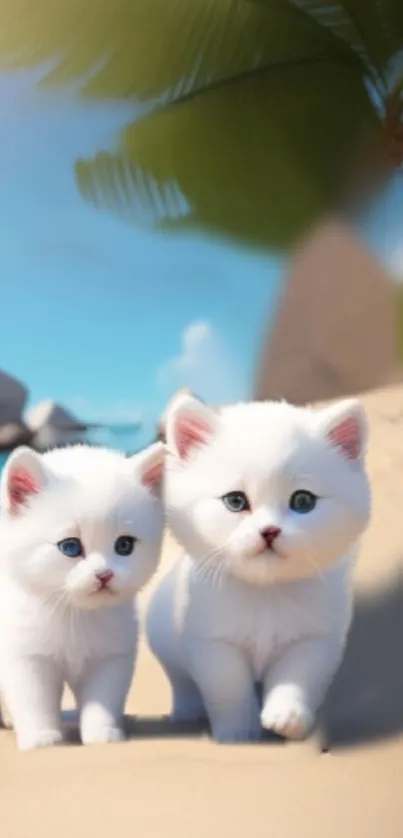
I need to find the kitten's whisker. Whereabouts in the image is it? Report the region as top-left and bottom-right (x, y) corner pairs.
(41, 590), (71, 622)
(193, 541), (230, 587)
(69, 603), (81, 651)
(39, 588), (68, 611)
(300, 536), (327, 582)
(305, 552), (324, 580)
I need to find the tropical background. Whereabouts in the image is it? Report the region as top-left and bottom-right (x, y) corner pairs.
(0, 0), (402, 455)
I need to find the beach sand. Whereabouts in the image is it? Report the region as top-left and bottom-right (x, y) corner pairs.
(2, 383), (403, 837)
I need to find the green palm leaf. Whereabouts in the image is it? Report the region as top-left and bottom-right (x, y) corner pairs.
(285, 1), (403, 79)
(0, 0), (401, 249)
(76, 60), (378, 249)
(0, 0), (359, 99)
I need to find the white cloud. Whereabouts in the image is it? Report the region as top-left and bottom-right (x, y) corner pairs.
(157, 320), (244, 404)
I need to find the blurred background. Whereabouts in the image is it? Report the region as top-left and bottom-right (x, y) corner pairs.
(0, 0), (402, 461)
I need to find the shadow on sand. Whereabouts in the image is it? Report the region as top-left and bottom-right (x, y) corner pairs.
(62, 710), (284, 746)
(60, 714), (208, 745)
(320, 567), (403, 751)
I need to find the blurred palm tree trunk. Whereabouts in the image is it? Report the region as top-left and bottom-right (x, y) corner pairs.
(254, 219), (398, 404)
(254, 77), (403, 406)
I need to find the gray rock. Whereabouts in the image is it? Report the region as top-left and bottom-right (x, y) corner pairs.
(26, 400), (89, 451)
(0, 370), (28, 425)
(0, 422), (33, 451)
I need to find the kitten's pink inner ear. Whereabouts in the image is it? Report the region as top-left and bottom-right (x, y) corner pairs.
(8, 468), (39, 512)
(175, 412), (212, 459)
(327, 417), (361, 460)
(141, 459), (163, 489)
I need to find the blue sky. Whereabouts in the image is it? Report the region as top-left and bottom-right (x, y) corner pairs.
(0, 66), (402, 450)
(0, 68), (283, 447)
(359, 174), (403, 275)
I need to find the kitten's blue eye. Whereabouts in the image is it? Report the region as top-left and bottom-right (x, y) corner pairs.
(115, 535), (136, 556)
(289, 491), (317, 514)
(57, 537), (83, 558)
(222, 491), (250, 513)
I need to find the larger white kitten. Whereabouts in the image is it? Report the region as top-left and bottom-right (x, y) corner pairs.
(0, 442), (165, 751)
(147, 394), (371, 743)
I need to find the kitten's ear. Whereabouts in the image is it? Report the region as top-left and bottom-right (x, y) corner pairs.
(128, 442), (166, 492)
(1, 447), (50, 515)
(158, 386), (194, 443)
(315, 399), (368, 462)
(165, 393), (218, 460)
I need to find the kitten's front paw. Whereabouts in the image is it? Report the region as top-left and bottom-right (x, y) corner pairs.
(18, 729), (63, 751)
(261, 695), (313, 741)
(81, 725), (125, 745)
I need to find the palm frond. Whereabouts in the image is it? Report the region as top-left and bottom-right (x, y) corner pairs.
(76, 60), (379, 249)
(0, 0), (400, 250)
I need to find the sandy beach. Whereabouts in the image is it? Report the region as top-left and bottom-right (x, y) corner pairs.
(2, 383), (403, 837)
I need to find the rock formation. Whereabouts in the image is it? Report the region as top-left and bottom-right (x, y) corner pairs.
(0, 370), (28, 425)
(25, 400), (88, 451)
(254, 220), (398, 405)
(0, 422), (32, 451)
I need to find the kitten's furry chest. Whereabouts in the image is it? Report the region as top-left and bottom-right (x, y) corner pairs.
(0, 585), (137, 681)
(174, 555), (353, 681)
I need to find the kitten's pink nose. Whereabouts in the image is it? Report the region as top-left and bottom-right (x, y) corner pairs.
(96, 570), (114, 587)
(260, 526), (281, 548)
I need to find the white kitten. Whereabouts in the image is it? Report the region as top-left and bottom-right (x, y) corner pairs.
(147, 394), (371, 743)
(0, 442), (165, 751)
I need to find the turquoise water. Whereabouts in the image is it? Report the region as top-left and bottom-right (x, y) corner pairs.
(0, 437), (138, 474)
(0, 423), (143, 476)
(0, 429), (142, 473)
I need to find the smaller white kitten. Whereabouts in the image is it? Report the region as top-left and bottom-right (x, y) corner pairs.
(147, 394), (371, 743)
(0, 442), (165, 751)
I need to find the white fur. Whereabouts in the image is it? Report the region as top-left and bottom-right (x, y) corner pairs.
(147, 396), (371, 742)
(0, 443), (164, 751)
